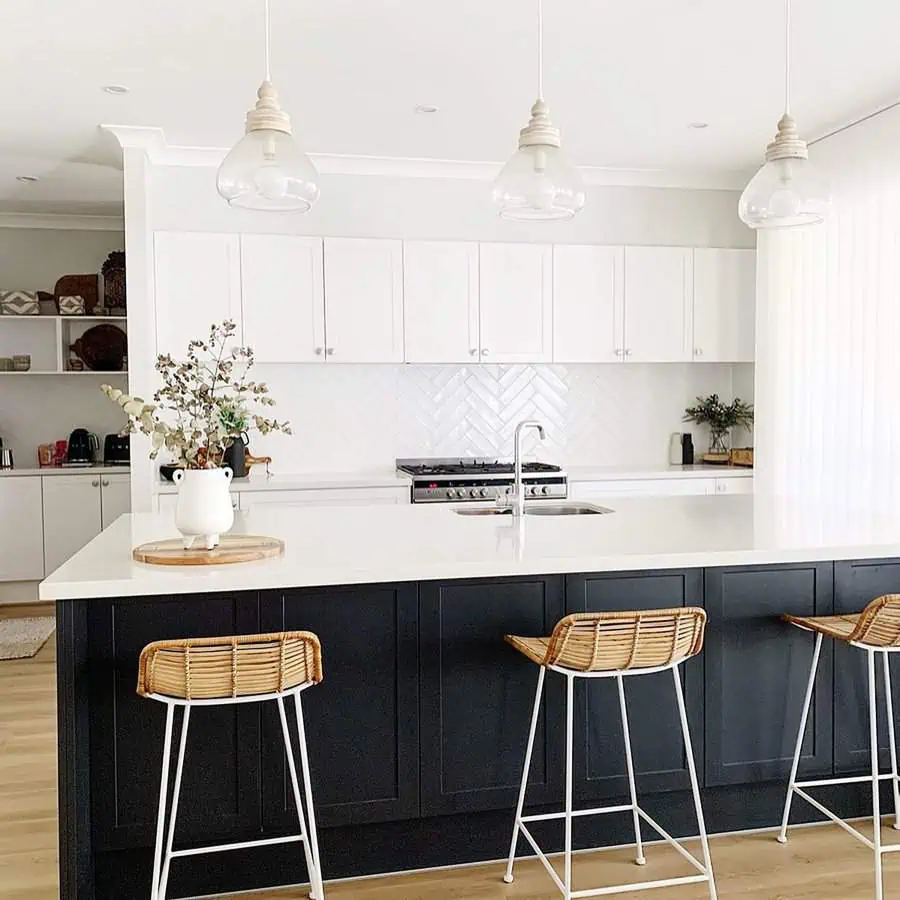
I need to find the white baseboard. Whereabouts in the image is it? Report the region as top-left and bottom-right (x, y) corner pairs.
(0, 581), (42, 606)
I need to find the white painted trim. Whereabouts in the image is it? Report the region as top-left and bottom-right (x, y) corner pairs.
(101, 124), (751, 191)
(0, 213), (124, 231)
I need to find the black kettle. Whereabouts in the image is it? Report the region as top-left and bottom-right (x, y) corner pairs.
(68, 429), (99, 464)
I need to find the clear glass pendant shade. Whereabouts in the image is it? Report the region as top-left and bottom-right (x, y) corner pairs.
(738, 155), (830, 229)
(493, 143), (585, 221)
(216, 129), (320, 213)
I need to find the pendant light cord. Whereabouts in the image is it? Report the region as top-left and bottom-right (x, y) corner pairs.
(537, 0), (544, 100)
(784, 0), (791, 115)
(264, 0), (272, 81)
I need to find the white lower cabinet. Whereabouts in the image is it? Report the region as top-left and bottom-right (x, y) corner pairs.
(571, 478), (716, 501)
(42, 474), (132, 575)
(0, 478), (44, 581)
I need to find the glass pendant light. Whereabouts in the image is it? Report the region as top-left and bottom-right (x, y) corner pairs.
(217, 0), (320, 212)
(493, 0), (585, 220)
(739, 0), (829, 229)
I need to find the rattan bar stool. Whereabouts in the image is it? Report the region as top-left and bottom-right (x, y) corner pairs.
(137, 631), (325, 900)
(503, 607), (716, 900)
(779, 595), (900, 900)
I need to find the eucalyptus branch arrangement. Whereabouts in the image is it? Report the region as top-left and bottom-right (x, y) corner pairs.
(683, 394), (754, 437)
(102, 320), (291, 468)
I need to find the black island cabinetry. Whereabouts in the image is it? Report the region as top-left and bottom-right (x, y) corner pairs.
(57, 558), (900, 899)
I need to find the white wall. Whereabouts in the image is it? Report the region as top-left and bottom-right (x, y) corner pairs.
(754, 105), (900, 508)
(0, 226), (127, 464)
(126, 158), (753, 502)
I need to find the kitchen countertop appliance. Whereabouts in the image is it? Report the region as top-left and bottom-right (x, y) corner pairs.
(397, 457), (567, 504)
(67, 429), (99, 465)
(103, 433), (131, 466)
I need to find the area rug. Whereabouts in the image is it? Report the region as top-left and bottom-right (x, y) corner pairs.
(0, 617), (55, 660)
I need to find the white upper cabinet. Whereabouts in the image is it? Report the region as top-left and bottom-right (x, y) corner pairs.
(404, 241), (479, 364)
(241, 235), (325, 363)
(623, 247), (692, 363)
(692, 248), (756, 363)
(323, 238), (404, 363)
(154, 232), (242, 356)
(479, 243), (553, 363)
(553, 245), (624, 363)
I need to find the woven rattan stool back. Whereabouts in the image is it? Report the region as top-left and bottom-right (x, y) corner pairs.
(137, 631), (323, 700)
(849, 594), (900, 648)
(507, 607), (706, 672)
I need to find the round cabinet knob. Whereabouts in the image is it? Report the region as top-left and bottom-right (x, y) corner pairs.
(315, 347), (323, 356)
(91, 479), (99, 487)
(615, 349), (624, 357)
(469, 348), (478, 357)
(481, 349), (489, 357)
(694, 348), (703, 357)
(326, 347), (335, 356)
(624, 349), (632, 357)
(101, 479), (110, 487)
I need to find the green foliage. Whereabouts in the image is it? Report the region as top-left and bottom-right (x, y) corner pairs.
(102, 320), (291, 469)
(683, 394), (754, 434)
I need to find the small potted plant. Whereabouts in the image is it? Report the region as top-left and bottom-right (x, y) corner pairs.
(103, 320), (291, 549)
(683, 394), (754, 462)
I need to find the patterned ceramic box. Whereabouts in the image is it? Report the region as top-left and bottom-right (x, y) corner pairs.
(0, 290), (40, 316)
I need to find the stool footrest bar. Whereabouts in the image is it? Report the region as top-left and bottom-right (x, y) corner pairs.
(570, 874), (710, 898)
(797, 773), (899, 788)
(521, 804), (634, 824)
(791, 788), (875, 850)
(170, 833), (303, 859)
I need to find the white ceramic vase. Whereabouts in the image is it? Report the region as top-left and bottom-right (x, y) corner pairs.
(172, 467), (234, 550)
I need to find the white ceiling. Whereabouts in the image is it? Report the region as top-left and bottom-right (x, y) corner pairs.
(3, 0), (900, 216)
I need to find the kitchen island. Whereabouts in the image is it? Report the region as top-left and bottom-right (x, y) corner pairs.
(43, 496), (900, 899)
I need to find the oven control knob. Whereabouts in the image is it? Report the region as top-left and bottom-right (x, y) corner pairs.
(469, 488), (479, 498)
(528, 485), (538, 496)
(479, 488), (489, 498)
(541, 485), (551, 495)
(446, 489), (457, 499)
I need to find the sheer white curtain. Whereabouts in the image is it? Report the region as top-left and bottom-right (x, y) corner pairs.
(755, 107), (900, 511)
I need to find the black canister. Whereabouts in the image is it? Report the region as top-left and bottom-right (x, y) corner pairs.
(681, 432), (694, 466)
(223, 434), (249, 478)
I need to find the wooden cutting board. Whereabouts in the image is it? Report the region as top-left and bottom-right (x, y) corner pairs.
(133, 534), (284, 566)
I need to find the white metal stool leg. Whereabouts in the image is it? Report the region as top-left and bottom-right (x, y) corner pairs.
(157, 706), (191, 900)
(564, 673), (575, 899)
(295, 693), (325, 900)
(778, 631), (823, 843)
(277, 696), (319, 900)
(869, 650), (884, 900)
(504, 666), (546, 884)
(881, 651), (900, 830)
(150, 704), (175, 900)
(617, 675), (646, 867)
(673, 667), (718, 900)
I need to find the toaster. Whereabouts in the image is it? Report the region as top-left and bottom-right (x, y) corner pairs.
(104, 433), (131, 465)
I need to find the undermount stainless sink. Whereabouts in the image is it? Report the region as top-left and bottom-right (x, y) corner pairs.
(454, 503), (613, 517)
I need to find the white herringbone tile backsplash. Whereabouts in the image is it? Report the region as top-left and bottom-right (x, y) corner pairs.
(251, 363), (751, 473)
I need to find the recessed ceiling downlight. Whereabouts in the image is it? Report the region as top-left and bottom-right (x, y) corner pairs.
(102, 84), (131, 95)
(15, 175), (39, 183)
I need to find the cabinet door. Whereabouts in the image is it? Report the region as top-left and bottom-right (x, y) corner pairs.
(705, 563), (833, 786)
(834, 559), (900, 773)
(239, 486), (408, 512)
(323, 238), (403, 362)
(479, 243), (552, 363)
(154, 232), (242, 356)
(0, 477), (44, 580)
(567, 570), (704, 800)
(262, 584), (419, 827)
(569, 478), (715, 501)
(241, 235), (325, 362)
(553, 245), (623, 363)
(420, 577), (566, 815)
(42, 475), (102, 574)
(623, 247), (692, 362)
(100, 474), (131, 529)
(404, 241), (479, 364)
(692, 249), (756, 363)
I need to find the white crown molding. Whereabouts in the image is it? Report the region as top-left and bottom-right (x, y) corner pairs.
(101, 124), (749, 191)
(0, 212), (124, 231)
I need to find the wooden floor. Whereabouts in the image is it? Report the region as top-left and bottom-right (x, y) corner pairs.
(2, 603), (900, 900)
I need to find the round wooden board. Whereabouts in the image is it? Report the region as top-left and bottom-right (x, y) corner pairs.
(133, 534), (284, 566)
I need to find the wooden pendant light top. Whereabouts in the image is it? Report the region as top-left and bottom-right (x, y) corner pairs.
(133, 534), (284, 566)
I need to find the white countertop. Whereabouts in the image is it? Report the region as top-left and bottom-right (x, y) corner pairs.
(0, 465), (130, 477)
(567, 464), (752, 481)
(40, 495), (900, 601)
(156, 470), (410, 493)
